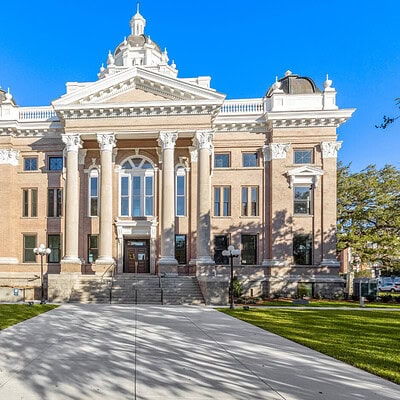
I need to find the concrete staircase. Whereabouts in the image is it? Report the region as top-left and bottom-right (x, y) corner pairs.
(69, 276), (112, 304)
(112, 274), (162, 304)
(69, 274), (204, 305)
(161, 276), (205, 305)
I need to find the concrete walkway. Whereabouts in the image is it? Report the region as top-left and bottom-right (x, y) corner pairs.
(0, 305), (398, 400)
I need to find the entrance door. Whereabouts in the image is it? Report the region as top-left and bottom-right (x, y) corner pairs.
(124, 240), (150, 273)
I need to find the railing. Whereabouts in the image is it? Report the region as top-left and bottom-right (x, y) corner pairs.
(159, 275), (164, 305)
(219, 99), (264, 115)
(18, 107), (58, 121)
(101, 263), (116, 304)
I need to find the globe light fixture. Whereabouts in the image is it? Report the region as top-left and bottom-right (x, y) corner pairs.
(33, 244), (51, 304)
(222, 245), (241, 309)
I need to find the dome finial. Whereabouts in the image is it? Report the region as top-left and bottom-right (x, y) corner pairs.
(136, 2), (140, 14)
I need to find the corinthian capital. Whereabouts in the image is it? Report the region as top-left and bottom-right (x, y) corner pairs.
(97, 133), (116, 151)
(263, 143), (290, 162)
(158, 131), (178, 150)
(195, 130), (214, 150)
(321, 141), (342, 158)
(62, 134), (82, 152)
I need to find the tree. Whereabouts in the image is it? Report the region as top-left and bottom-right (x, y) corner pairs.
(376, 98), (400, 129)
(337, 163), (400, 274)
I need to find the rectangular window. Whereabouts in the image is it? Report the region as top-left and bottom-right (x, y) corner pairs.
(294, 150), (312, 164)
(176, 175), (185, 216)
(242, 186), (258, 216)
(48, 156), (63, 171)
(23, 234), (36, 262)
(144, 176), (153, 216)
(48, 188), (62, 217)
(132, 176), (141, 217)
(175, 235), (186, 264)
(214, 153), (230, 168)
(241, 235), (257, 265)
(294, 186), (312, 214)
(22, 189), (38, 217)
(214, 235), (229, 265)
(88, 235), (99, 263)
(48, 234), (61, 263)
(120, 176), (129, 216)
(242, 152), (258, 167)
(293, 234), (312, 265)
(89, 174), (98, 216)
(24, 157), (38, 171)
(214, 187), (230, 216)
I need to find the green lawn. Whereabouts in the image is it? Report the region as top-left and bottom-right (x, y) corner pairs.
(248, 299), (400, 308)
(220, 308), (400, 384)
(0, 304), (58, 330)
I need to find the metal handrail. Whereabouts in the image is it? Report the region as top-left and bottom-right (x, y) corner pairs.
(100, 263), (116, 304)
(159, 274), (164, 305)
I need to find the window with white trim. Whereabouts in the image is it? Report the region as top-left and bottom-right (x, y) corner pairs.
(176, 166), (186, 217)
(89, 169), (99, 217)
(119, 157), (154, 217)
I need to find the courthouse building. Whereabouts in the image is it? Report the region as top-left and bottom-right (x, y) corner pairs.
(0, 9), (354, 303)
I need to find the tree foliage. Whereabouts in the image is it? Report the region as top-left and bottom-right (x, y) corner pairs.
(376, 98), (400, 129)
(337, 163), (400, 273)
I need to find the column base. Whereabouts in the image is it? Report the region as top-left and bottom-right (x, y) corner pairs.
(158, 257), (178, 276)
(94, 258), (116, 276)
(60, 258), (82, 274)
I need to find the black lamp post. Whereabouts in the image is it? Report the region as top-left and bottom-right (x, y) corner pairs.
(222, 245), (241, 309)
(33, 244), (51, 304)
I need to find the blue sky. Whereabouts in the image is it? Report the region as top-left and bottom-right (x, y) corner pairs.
(1, 0), (399, 171)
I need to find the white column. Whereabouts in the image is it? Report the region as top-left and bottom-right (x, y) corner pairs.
(195, 130), (214, 265)
(158, 131), (178, 269)
(96, 133), (116, 265)
(61, 134), (82, 264)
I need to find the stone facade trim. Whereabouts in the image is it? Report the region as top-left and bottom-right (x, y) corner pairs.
(0, 149), (19, 165)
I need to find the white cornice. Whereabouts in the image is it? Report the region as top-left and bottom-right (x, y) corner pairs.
(266, 108), (355, 128)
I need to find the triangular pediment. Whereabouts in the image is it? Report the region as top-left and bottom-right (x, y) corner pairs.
(52, 66), (225, 108)
(286, 165), (324, 188)
(287, 165), (324, 177)
(103, 88), (167, 103)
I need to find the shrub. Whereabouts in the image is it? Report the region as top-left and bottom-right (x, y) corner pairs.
(381, 295), (392, 303)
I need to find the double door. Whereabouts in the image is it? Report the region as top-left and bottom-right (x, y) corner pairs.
(124, 239), (150, 273)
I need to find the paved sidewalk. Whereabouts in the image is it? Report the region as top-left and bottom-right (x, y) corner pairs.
(0, 305), (398, 399)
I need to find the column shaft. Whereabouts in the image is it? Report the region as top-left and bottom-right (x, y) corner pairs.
(61, 134), (82, 271)
(96, 134), (116, 266)
(158, 131), (178, 269)
(195, 131), (214, 264)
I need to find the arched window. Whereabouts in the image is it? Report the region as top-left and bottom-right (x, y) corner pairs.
(89, 169), (99, 217)
(176, 166), (186, 217)
(119, 157), (154, 217)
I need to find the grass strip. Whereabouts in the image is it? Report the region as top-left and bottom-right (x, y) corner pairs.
(220, 308), (400, 384)
(0, 304), (58, 330)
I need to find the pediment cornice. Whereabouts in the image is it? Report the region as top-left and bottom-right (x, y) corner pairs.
(52, 67), (225, 109)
